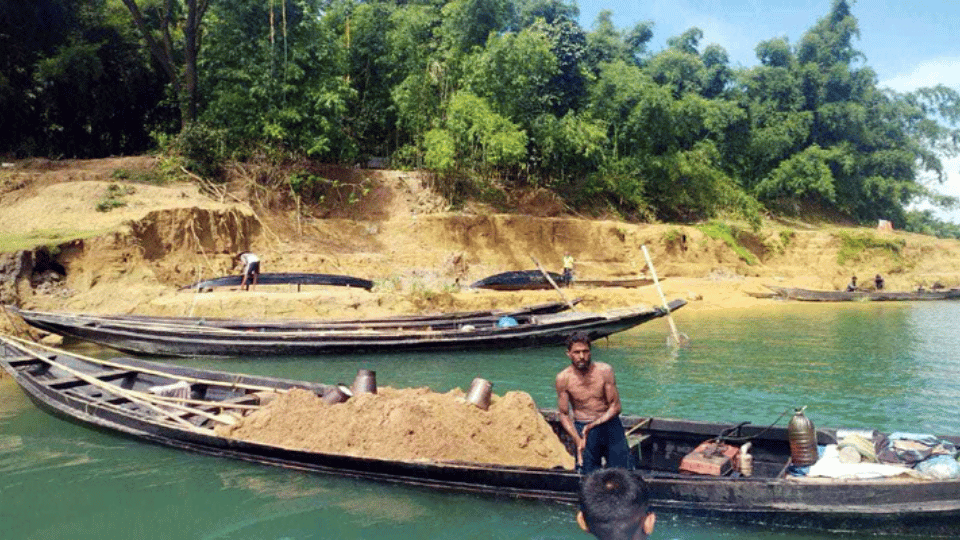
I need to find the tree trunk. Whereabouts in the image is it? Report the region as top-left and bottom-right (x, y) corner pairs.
(120, 0), (208, 129)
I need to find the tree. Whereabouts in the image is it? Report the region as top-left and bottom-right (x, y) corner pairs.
(120, 0), (209, 127)
(464, 25), (558, 124)
(200, 0), (353, 159)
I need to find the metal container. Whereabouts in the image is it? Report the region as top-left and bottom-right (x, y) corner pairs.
(321, 385), (350, 405)
(351, 369), (377, 395)
(465, 377), (493, 410)
(787, 407), (818, 466)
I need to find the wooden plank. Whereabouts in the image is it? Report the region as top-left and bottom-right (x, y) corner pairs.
(42, 368), (132, 389)
(3, 355), (45, 367)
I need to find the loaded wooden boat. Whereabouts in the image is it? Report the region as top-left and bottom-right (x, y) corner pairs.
(2, 335), (958, 536)
(766, 285), (960, 302)
(10, 301), (685, 357)
(180, 273), (375, 291)
(8, 300), (579, 332)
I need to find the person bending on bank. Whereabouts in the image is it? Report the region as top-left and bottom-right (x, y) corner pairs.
(578, 468), (656, 540)
(846, 275), (858, 292)
(237, 251), (260, 291)
(556, 331), (633, 475)
(563, 253), (575, 285)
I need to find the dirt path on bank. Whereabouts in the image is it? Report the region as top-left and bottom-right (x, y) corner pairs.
(3, 156), (960, 332)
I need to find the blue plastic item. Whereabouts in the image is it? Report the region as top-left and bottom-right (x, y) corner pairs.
(497, 316), (519, 328)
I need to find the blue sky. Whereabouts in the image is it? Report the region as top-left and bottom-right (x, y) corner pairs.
(574, 0), (960, 220)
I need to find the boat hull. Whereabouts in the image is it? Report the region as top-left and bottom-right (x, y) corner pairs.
(2, 338), (960, 536)
(767, 286), (960, 302)
(13, 302), (684, 357)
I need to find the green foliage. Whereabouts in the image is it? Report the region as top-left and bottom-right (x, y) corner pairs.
(112, 168), (166, 185)
(779, 229), (796, 248)
(755, 144), (838, 202)
(0, 0), (168, 157)
(7, 0), (960, 232)
(172, 122), (227, 179)
(423, 129), (458, 172)
(835, 231), (906, 265)
(464, 26), (559, 123)
(288, 172), (371, 206)
(0, 228), (112, 252)
(903, 210), (960, 239)
(96, 183), (136, 212)
(696, 221), (759, 265)
(663, 227), (684, 249)
(437, 92), (527, 171)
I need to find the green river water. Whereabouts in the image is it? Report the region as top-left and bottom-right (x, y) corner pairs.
(2, 301), (959, 539)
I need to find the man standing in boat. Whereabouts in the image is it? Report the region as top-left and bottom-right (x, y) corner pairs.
(556, 331), (633, 474)
(237, 251), (260, 291)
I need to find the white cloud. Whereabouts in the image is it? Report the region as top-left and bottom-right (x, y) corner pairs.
(880, 57), (960, 92)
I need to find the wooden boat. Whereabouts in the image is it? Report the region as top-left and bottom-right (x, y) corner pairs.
(10, 301), (685, 357)
(2, 335), (959, 536)
(471, 270), (656, 290)
(8, 300), (579, 332)
(766, 285), (960, 302)
(180, 273), (375, 291)
(470, 270), (566, 290)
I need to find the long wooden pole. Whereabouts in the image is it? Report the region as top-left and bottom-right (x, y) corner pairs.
(530, 256), (577, 311)
(9, 342), (215, 431)
(1, 335), (287, 394)
(641, 245), (683, 346)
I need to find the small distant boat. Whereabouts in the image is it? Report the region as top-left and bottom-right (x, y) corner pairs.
(10, 300), (686, 357)
(765, 286), (960, 302)
(3, 335), (960, 536)
(471, 270), (656, 291)
(181, 273), (374, 291)
(470, 270), (566, 291)
(744, 290), (778, 299)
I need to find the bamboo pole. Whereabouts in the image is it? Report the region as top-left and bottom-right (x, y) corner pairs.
(530, 256), (577, 312)
(10, 342), (212, 431)
(0, 335), (289, 394)
(640, 245), (687, 347)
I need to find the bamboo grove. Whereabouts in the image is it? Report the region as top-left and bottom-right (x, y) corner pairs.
(3, 0), (960, 234)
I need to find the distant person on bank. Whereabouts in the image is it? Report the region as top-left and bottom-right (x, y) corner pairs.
(237, 251), (260, 291)
(563, 254), (575, 285)
(578, 467), (656, 540)
(556, 331), (633, 475)
(846, 275), (858, 292)
(874, 274), (884, 290)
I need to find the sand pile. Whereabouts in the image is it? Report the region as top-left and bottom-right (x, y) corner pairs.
(217, 386), (576, 470)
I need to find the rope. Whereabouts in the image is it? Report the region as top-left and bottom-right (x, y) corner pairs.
(721, 408), (792, 443)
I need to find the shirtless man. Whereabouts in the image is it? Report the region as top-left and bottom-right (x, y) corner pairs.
(556, 331), (633, 474)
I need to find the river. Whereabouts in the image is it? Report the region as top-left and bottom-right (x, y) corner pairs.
(2, 301), (958, 539)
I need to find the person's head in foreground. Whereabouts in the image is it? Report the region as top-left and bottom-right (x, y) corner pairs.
(577, 468), (656, 540)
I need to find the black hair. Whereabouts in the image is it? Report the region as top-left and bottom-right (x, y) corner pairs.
(566, 330), (591, 350)
(579, 468), (650, 540)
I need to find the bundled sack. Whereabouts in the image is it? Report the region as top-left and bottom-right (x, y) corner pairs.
(915, 455), (960, 480)
(875, 432), (957, 466)
(837, 433), (877, 463)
